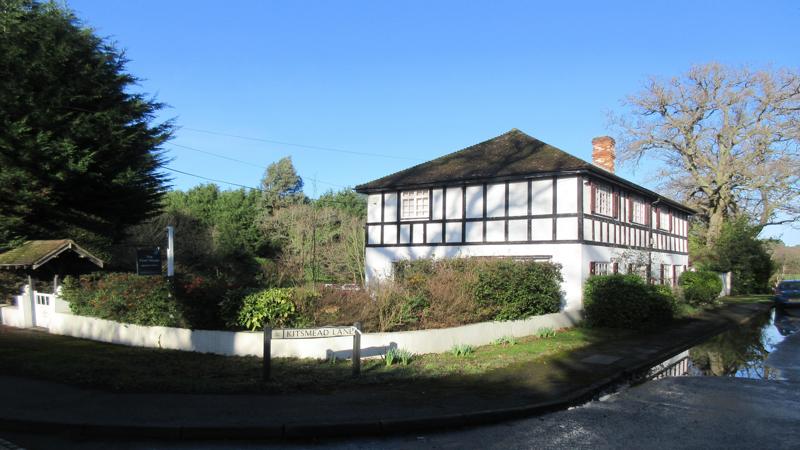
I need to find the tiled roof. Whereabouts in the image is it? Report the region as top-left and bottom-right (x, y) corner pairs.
(355, 129), (696, 213)
(356, 129), (591, 191)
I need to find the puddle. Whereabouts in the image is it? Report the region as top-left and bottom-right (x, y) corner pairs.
(588, 305), (796, 403)
(643, 305), (798, 383)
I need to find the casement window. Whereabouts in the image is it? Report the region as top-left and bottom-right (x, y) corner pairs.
(594, 185), (613, 217)
(631, 198), (647, 224)
(589, 261), (611, 276)
(660, 264), (669, 285)
(658, 208), (670, 231)
(628, 264), (648, 280)
(400, 190), (429, 220)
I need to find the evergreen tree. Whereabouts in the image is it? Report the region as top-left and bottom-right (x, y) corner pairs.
(0, 1), (172, 252)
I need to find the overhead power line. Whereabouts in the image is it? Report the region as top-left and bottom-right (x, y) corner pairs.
(181, 126), (419, 161)
(166, 141), (346, 189)
(162, 166), (364, 208)
(164, 167), (259, 190)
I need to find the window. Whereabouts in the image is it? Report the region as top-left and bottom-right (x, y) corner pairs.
(590, 261), (611, 276)
(594, 185), (613, 216)
(658, 208), (670, 231)
(631, 198), (647, 224)
(401, 190), (429, 220)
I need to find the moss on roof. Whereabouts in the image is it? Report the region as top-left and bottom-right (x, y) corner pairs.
(355, 129), (696, 214)
(0, 240), (103, 270)
(355, 129), (592, 191)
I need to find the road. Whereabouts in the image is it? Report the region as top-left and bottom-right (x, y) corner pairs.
(5, 309), (800, 449)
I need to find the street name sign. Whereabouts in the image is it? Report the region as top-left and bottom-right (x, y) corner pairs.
(271, 326), (358, 340)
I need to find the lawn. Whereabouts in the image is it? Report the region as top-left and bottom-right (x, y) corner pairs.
(677, 294), (773, 318)
(719, 294), (773, 304)
(0, 296), (767, 394)
(0, 325), (630, 394)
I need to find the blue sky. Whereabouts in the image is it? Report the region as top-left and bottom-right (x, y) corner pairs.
(68, 0), (800, 243)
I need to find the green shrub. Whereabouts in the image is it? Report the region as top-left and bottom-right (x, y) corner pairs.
(583, 274), (677, 329)
(679, 271), (722, 306)
(62, 273), (184, 327)
(173, 272), (230, 330)
(397, 348), (413, 365)
(450, 344), (474, 356)
(385, 347), (413, 366)
(219, 287), (258, 329)
(385, 347), (398, 366)
(492, 335), (518, 346)
(472, 260), (563, 321)
(536, 327), (556, 338)
(236, 288), (298, 331)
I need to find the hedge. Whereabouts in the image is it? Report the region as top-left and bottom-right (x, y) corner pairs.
(679, 271), (722, 306)
(62, 273), (185, 327)
(395, 258), (563, 323)
(583, 274), (676, 329)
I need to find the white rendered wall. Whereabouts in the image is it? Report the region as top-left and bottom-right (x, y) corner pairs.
(0, 305), (23, 327)
(486, 183), (505, 217)
(508, 182), (527, 216)
(431, 189), (444, 220)
(366, 243), (586, 310)
(581, 244), (689, 285)
(530, 179), (551, 215)
(446, 187), (463, 219)
(44, 308), (582, 359)
(465, 185), (483, 218)
(556, 177), (578, 214)
(383, 192), (397, 222)
(367, 194), (381, 222)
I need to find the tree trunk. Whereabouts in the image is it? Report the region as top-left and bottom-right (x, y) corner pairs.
(706, 209), (725, 248)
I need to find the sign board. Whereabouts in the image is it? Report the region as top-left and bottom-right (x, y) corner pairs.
(136, 247), (162, 276)
(271, 326), (358, 340)
(263, 323), (362, 380)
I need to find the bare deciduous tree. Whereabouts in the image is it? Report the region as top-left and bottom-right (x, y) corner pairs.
(612, 63), (800, 245)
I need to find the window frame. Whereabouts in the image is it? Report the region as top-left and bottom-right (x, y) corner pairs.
(631, 197), (647, 225)
(400, 190), (430, 220)
(594, 184), (614, 217)
(590, 261), (611, 276)
(658, 208), (670, 231)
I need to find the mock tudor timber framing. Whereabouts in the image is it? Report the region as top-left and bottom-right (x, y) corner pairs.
(362, 172), (690, 256)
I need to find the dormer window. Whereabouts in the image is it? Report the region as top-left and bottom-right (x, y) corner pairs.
(401, 190), (429, 220)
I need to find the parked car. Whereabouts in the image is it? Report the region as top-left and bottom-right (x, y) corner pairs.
(774, 280), (800, 306)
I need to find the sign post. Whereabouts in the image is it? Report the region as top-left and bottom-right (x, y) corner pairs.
(352, 322), (361, 377)
(166, 226), (175, 277)
(262, 325), (362, 380)
(263, 323), (271, 381)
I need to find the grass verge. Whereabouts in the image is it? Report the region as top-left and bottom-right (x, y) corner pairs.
(0, 325), (630, 394)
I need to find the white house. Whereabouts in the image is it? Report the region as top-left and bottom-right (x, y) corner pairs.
(355, 129), (694, 310)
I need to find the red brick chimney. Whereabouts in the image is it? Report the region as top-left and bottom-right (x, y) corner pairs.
(592, 136), (616, 173)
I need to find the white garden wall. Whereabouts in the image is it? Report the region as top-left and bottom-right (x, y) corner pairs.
(43, 308), (582, 359)
(0, 304), (24, 328)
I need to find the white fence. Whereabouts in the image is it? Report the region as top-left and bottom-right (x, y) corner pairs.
(1, 288), (583, 359)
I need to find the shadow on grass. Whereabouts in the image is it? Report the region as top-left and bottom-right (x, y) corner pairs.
(0, 301), (771, 417)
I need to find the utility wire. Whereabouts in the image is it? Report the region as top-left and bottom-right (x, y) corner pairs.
(164, 167), (259, 190)
(166, 141), (347, 189)
(162, 166), (365, 208)
(181, 126), (420, 161)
